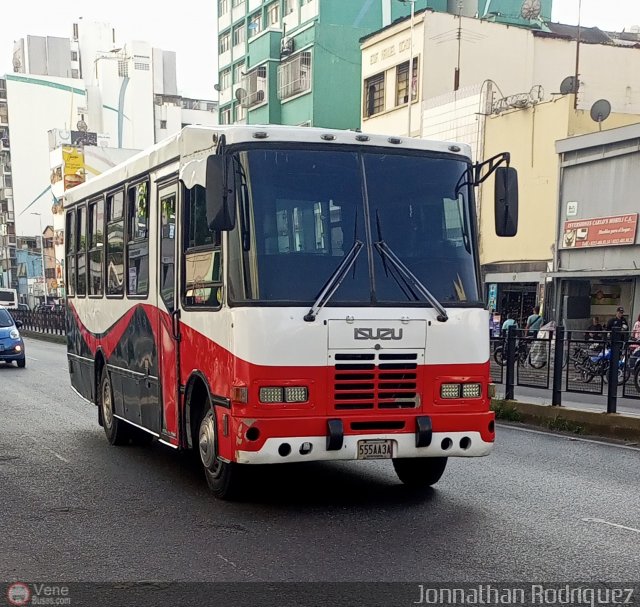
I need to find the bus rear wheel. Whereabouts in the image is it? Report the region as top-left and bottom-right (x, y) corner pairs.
(99, 369), (131, 446)
(392, 457), (448, 488)
(198, 408), (242, 500)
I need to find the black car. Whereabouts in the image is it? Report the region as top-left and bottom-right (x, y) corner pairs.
(0, 308), (26, 368)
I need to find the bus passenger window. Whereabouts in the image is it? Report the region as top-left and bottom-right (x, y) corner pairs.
(65, 209), (76, 297)
(126, 181), (150, 297)
(106, 191), (124, 296)
(183, 184), (222, 308)
(88, 198), (104, 296)
(76, 206), (87, 296)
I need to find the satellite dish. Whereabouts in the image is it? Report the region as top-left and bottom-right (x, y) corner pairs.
(559, 76), (578, 95)
(520, 0), (541, 20)
(213, 83), (221, 92)
(235, 87), (247, 102)
(12, 57), (21, 71)
(76, 118), (88, 132)
(590, 99), (611, 124)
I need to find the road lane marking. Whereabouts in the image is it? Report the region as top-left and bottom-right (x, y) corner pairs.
(498, 423), (640, 451)
(27, 356), (39, 361)
(582, 518), (640, 534)
(43, 446), (70, 463)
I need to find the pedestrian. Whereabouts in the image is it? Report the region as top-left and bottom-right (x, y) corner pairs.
(501, 312), (517, 336)
(525, 305), (543, 337)
(632, 313), (640, 341)
(606, 306), (629, 333)
(586, 316), (603, 341)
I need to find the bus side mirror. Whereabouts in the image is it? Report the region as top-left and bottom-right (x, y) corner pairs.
(495, 166), (518, 237)
(206, 155), (236, 231)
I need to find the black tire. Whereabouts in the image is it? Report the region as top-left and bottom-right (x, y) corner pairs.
(99, 369), (131, 446)
(493, 346), (504, 366)
(392, 457), (447, 488)
(197, 408), (243, 500)
(635, 364), (640, 393)
(16, 358), (26, 368)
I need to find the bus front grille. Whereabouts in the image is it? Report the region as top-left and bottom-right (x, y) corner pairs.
(333, 351), (420, 410)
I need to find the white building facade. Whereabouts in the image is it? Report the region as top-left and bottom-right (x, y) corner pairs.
(0, 21), (217, 290)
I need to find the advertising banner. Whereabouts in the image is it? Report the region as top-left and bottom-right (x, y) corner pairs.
(561, 214), (638, 249)
(62, 146), (85, 190)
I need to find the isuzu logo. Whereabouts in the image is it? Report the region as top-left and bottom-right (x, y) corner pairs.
(354, 328), (403, 341)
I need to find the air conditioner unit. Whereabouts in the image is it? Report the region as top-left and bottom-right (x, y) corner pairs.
(280, 37), (294, 57)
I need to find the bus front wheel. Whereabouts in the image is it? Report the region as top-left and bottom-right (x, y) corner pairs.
(99, 369), (131, 446)
(392, 456), (448, 487)
(198, 408), (242, 500)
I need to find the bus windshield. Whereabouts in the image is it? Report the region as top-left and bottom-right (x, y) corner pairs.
(227, 147), (479, 307)
(0, 288), (18, 309)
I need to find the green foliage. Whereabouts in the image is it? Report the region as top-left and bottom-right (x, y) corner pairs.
(490, 399), (522, 422)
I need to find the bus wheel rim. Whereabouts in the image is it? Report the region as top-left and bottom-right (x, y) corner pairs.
(199, 412), (218, 471)
(102, 379), (114, 428)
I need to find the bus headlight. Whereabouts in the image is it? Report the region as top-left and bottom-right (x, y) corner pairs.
(259, 387), (284, 403)
(284, 387), (308, 403)
(462, 383), (482, 398)
(440, 383), (461, 399)
(259, 386), (309, 404)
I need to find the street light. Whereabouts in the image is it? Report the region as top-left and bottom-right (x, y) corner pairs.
(398, 0), (416, 137)
(31, 212), (49, 301)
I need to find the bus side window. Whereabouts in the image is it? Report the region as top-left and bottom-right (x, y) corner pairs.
(65, 209), (76, 297)
(76, 205), (87, 297)
(106, 191), (125, 297)
(126, 181), (150, 297)
(88, 197), (104, 296)
(183, 185), (222, 308)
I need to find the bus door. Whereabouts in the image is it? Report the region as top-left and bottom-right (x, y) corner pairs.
(156, 182), (181, 441)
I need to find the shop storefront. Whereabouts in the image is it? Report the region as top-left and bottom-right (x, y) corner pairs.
(552, 125), (640, 332)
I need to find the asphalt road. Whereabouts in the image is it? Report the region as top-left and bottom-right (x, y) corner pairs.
(1, 338), (639, 584)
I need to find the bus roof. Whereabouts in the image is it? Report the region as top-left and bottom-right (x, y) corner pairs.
(63, 124), (473, 206)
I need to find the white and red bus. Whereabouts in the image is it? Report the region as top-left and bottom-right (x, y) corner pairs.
(64, 125), (518, 499)
(0, 287), (18, 309)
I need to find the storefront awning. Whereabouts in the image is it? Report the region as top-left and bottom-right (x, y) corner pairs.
(547, 269), (640, 279)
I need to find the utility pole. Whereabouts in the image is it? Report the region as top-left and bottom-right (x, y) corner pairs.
(31, 212), (48, 302)
(399, 0), (416, 137)
(573, 0), (582, 110)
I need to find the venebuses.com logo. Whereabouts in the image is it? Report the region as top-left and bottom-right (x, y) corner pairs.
(5, 583), (71, 606)
(6, 583), (31, 607)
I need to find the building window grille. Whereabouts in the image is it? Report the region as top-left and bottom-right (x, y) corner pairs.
(241, 65), (267, 108)
(395, 58), (418, 106)
(118, 60), (129, 78)
(233, 25), (246, 46)
(277, 51), (312, 100)
(364, 72), (385, 117)
(248, 12), (262, 38)
(219, 32), (230, 54)
(267, 2), (280, 25)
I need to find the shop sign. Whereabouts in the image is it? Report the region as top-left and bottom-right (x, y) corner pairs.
(561, 214), (638, 249)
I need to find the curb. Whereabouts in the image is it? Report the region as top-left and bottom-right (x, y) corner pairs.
(22, 330), (67, 345)
(492, 399), (640, 443)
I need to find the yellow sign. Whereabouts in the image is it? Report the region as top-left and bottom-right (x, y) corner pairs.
(62, 146), (85, 190)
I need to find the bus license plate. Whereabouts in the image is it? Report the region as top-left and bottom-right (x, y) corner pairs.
(357, 439), (393, 460)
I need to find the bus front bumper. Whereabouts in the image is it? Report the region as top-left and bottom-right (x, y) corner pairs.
(235, 431), (493, 464)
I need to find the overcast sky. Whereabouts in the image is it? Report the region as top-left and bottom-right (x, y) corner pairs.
(0, 1), (639, 99)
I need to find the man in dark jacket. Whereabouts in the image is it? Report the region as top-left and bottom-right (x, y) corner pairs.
(606, 307), (629, 333)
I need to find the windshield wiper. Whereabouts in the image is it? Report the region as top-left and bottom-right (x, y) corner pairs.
(373, 241), (448, 322)
(304, 240), (364, 322)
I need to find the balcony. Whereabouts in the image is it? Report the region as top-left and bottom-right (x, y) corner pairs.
(0, 138), (9, 150)
(241, 66), (268, 109)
